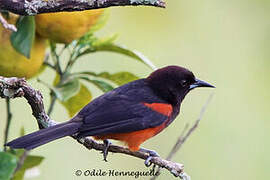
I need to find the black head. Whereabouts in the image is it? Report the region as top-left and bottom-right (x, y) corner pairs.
(146, 66), (215, 105)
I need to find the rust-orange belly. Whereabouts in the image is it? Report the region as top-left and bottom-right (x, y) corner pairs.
(94, 122), (166, 151)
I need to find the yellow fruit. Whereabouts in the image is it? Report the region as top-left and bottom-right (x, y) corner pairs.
(0, 15), (47, 79)
(35, 9), (104, 44)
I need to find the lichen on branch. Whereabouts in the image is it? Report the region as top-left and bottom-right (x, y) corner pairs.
(0, 0), (166, 16)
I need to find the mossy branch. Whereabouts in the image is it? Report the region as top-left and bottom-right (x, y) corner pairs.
(0, 0), (165, 16)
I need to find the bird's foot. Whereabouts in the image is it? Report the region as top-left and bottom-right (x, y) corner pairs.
(102, 139), (111, 162)
(139, 148), (160, 170)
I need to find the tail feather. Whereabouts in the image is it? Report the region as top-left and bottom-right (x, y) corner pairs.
(6, 121), (82, 150)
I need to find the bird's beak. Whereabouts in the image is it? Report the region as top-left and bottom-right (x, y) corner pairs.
(189, 79), (215, 90)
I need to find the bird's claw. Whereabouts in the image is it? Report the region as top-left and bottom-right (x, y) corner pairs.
(145, 157), (159, 175)
(102, 139), (111, 162)
(139, 148), (160, 169)
(145, 156), (153, 167)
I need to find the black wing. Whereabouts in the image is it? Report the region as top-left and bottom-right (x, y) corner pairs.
(76, 79), (169, 137)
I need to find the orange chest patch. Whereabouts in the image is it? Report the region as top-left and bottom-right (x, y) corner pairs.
(143, 103), (173, 116)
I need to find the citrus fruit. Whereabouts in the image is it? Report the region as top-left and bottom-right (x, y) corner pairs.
(0, 14), (47, 79)
(35, 9), (104, 44)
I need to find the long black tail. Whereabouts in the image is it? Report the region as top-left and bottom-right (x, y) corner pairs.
(5, 121), (82, 150)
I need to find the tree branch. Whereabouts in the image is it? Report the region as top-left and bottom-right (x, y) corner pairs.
(0, 13), (17, 32)
(0, 76), (188, 179)
(0, 0), (166, 16)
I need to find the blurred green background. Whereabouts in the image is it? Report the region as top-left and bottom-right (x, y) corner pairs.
(1, 0), (270, 179)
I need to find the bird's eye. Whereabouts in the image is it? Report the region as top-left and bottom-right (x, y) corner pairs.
(180, 80), (188, 87)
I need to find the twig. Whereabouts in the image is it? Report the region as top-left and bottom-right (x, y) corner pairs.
(14, 150), (30, 173)
(151, 93), (214, 180)
(50, 47), (63, 76)
(42, 50), (60, 116)
(0, 76), (188, 179)
(46, 45), (63, 115)
(168, 93), (214, 159)
(43, 52), (55, 70)
(43, 62), (55, 70)
(0, 13), (17, 32)
(47, 93), (56, 116)
(3, 98), (12, 151)
(0, 0), (166, 16)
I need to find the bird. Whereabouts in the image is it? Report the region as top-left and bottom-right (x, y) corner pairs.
(6, 65), (214, 165)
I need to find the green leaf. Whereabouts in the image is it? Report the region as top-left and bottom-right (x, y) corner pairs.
(0, 152), (17, 180)
(72, 71), (138, 92)
(77, 33), (96, 47)
(98, 72), (139, 86)
(52, 74), (92, 117)
(90, 79), (114, 92)
(53, 77), (80, 102)
(91, 40), (156, 70)
(60, 83), (92, 117)
(79, 76), (114, 92)
(91, 34), (118, 47)
(12, 171), (23, 180)
(19, 155), (44, 170)
(20, 127), (25, 136)
(76, 34), (156, 70)
(13, 155), (44, 180)
(13, 149), (25, 158)
(10, 16), (35, 58)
